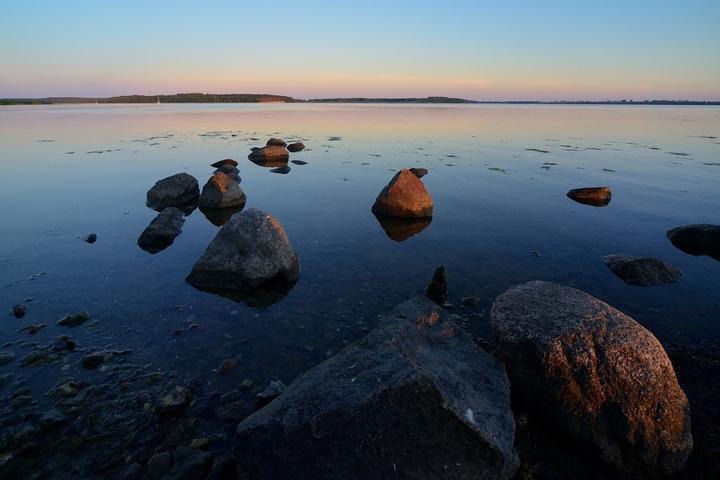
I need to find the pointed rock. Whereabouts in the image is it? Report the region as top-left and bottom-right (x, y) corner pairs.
(198, 172), (246, 209)
(426, 265), (448, 304)
(566, 186), (612, 207)
(371, 169), (433, 218)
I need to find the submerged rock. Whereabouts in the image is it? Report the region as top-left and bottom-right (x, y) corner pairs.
(491, 281), (692, 475)
(83, 233), (97, 244)
(426, 265), (448, 305)
(137, 207), (186, 254)
(602, 254), (682, 286)
(146, 173), (200, 210)
(210, 158), (238, 168)
(0, 352), (15, 366)
(186, 208), (300, 295)
(198, 172), (246, 209)
(409, 167), (429, 178)
(666, 224), (720, 260)
(266, 138), (287, 147)
(57, 310), (90, 327)
(566, 186), (612, 207)
(373, 213), (432, 242)
(81, 352), (105, 369)
(371, 168), (434, 218)
(287, 142), (305, 152)
(235, 296), (518, 480)
(158, 386), (191, 417)
(290, 159), (308, 165)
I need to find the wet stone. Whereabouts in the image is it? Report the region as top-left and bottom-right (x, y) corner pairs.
(11, 304), (27, 318)
(57, 311), (90, 327)
(81, 353), (105, 369)
(158, 386), (191, 417)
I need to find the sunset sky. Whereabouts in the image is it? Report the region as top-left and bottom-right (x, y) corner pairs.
(2, 0), (719, 100)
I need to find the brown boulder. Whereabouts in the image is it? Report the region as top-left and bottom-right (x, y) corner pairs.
(198, 172), (246, 209)
(210, 158), (238, 168)
(491, 281), (692, 475)
(249, 146), (289, 167)
(266, 138), (287, 147)
(371, 169), (433, 218)
(287, 142), (305, 152)
(567, 186), (612, 206)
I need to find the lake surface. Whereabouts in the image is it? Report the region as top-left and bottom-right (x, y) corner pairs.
(1, 103), (719, 476)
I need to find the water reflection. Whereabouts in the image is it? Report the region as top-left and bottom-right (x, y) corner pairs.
(188, 278), (295, 309)
(199, 204), (245, 226)
(373, 213), (432, 242)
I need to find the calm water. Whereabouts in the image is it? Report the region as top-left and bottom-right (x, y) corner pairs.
(1, 103), (719, 393)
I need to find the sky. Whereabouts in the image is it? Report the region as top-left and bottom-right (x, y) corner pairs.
(1, 0), (719, 100)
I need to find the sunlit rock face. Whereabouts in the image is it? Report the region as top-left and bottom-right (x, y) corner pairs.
(137, 207), (185, 254)
(266, 138), (287, 147)
(236, 296), (519, 480)
(210, 158), (238, 168)
(146, 173), (200, 211)
(248, 145), (290, 167)
(198, 172), (246, 209)
(371, 168), (434, 218)
(186, 208), (299, 298)
(602, 254), (682, 286)
(666, 224), (720, 261)
(566, 186), (612, 207)
(373, 213), (432, 241)
(491, 281), (693, 476)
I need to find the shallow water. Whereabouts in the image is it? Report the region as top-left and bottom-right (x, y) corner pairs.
(1, 102), (719, 406)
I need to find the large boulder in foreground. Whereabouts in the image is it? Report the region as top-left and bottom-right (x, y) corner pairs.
(137, 207), (185, 254)
(186, 208), (299, 293)
(146, 173), (199, 210)
(666, 224), (720, 260)
(198, 172), (246, 209)
(371, 168), (433, 218)
(491, 281), (692, 475)
(566, 186), (612, 207)
(603, 254), (682, 286)
(236, 296), (518, 480)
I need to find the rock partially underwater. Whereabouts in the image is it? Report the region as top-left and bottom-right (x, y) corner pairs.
(236, 296), (518, 480)
(491, 281), (692, 476)
(372, 168), (434, 218)
(137, 207), (186, 254)
(186, 208), (299, 306)
(666, 224), (720, 261)
(602, 254), (682, 286)
(566, 186), (612, 207)
(146, 173), (199, 211)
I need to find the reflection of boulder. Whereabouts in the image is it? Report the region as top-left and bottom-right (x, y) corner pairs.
(189, 278), (295, 310)
(199, 205), (245, 226)
(198, 172), (246, 208)
(146, 173), (199, 211)
(137, 207), (185, 254)
(270, 166), (290, 174)
(491, 281), (692, 476)
(235, 295), (518, 479)
(249, 146), (289, 167)
(372, 169), (434, 218)
(373, 213), (431, 241)
(566, 186), (612, 207)
(186, 208), (300, 294)
(666, 224), (720, 261)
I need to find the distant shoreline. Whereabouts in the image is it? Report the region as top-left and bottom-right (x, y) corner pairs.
(2, 93), (719, 106)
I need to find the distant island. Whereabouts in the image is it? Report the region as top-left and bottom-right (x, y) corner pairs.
(1, 93), (719, 106)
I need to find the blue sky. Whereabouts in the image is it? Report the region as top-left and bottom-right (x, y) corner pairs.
(2, 0), (719, 99)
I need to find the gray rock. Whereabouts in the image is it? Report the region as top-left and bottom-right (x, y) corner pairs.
(137, 207), (186, 254)
(602, 254), (682, 286)
(491, 281), (692, 475)
(199, 172), (246, 209)
(426, 265), (448, 305)
(236, 296), (518, 480)
(57, 310), (90, 327)
(254, 380), (285, 409)
(146, 173), (199, 210)
(186, 208), (300, 294)
(287, 142), (305, 152)
(147, 451), (174, 479)
(666, 224), (720, 260)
